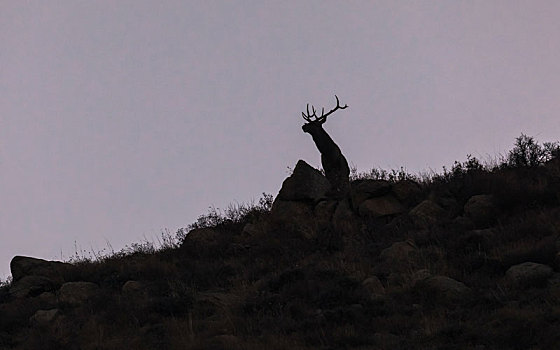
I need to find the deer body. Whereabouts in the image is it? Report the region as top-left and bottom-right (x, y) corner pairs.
(302, 96), (350, 199)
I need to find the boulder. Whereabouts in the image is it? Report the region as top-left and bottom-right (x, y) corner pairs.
(372, 332), (402, 349)
(392, 180), (422, 205)
(505, 262), (553, 288)
(362, 276), (385, 296)
(358, 194), (405, 218)
(415, 275), (471, 302)
(409, 200), (446, 228)
(181, 227), (221, 246)
(410, 269), (432, 285)
(332, 199), (358, 235)
(58, 281), (99, 305)
(9, 275), (57, 298)
(122, 280), (145, 296)
(30, 309), (59, 327)
(452, 216), (476, 230)
(350, 179), (392, 209)
(276, 160), (330, 202)
(208, 334), (241, 348)
(10, 256), (73, 283)
(464, 194), (498, 227)
(379, 240), (417, 264)
(314, 200), (338, 224)
(269, 200), (315, 238)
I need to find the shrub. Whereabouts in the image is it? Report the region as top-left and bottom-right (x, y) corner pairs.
(507, 134), (559, 167)
(178, 193), (274, 239)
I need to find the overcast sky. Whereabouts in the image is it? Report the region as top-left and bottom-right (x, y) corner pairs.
(2, 1), (560, 279)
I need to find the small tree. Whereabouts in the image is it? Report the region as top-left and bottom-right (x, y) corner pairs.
(507, 134), (560, 167)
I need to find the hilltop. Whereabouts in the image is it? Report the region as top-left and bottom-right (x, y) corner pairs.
(2, 135), (560, 349)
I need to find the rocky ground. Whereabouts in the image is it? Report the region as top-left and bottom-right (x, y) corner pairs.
(2, 157), (560, 349)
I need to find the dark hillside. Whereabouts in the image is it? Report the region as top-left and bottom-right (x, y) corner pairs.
(2, 136), (560, 349)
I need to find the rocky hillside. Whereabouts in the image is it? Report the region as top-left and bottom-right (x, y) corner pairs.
(2, 152), (560, 349)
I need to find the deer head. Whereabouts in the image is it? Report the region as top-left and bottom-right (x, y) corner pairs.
(301, 95), (348, 133)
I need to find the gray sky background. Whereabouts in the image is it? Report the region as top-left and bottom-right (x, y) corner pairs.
(2, 1), (560, 279)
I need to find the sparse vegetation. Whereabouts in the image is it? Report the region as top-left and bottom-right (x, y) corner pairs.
(2, 134), (560, 349)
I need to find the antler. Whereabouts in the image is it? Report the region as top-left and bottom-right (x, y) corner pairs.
(302, 95), (348, 123)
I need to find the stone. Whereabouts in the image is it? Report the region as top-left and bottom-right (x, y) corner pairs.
(379, 240), (417, 264)
(409, 200), (446, 228)
(314, 200), (338, 223)
(411, 269), (432, 284)
(453, 216), (476, 230)
(9, 275), (56, 298)
(38, 292), (57, 306)
(505, 262), (553, 288)
(30, 309), (59, 326)
(276, 160), (330, 202)
(209, 334), (240, 348)
(10, 256), (73, 283)
(362, 276), (385, 295)
(58, 281), (99, 305)
(415, 275), (471, 302)
(122, 280), (145, 296)
(392, 180), (422, 204)
(350, 179), (392, 209)
(269, 200), (315, 238)
(548, 273), (560, 286)
(182, 227), (221, 246)
(332, 199), (358, 235)
(372, 332), (402, 348)
(358, 194), (405, 218)
(464, 194), (498, 227)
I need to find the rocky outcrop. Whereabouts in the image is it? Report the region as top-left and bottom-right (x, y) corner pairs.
(392, 180), (422, 205)
(415, 275), (471, 303)
(276, 160), (330, 202)
(409, 200), (446, 228)
(358, 194), (405, 218)
(9, 275), (57, 298)
(29, 309), (60, 327)
(505, 262), (554, 288)
(182, 227), (221, 246)
(350, 180), (392, 209)
(379, 240), (417, 264)
(58, 281), (99, 305)
(10, 256), (74, 283)
(464, 194), (498, 227)
(362, 276), (385, 296)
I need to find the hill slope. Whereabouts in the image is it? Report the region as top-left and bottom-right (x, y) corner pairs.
(2, 151), (560, 349)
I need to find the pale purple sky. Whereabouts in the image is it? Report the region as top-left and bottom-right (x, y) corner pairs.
(2, 1), (560, 278)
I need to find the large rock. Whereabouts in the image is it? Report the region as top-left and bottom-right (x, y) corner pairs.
(362, 276), (385, 296)
(9, 275), (57, 298)
(409, 200), (446, 228)
(181, 227), (221, 246)
(350, 180), (392, 209)
(58, 281), (99, 305)
(314, 200), (338, 224)
(332, 199), (359, 235)
(358, 194), (405, 218)
(415, 275), (471, 302)
(30, 309), (60, 327)
(269, 200), (315, 238)
(392, 180), (422, 205)
(464, 194), (498, 227)
(10, 256), (73, 283)
(276, 160), (330, 202)
(505, 262), (553, 288)
(379, 240), (417, 264)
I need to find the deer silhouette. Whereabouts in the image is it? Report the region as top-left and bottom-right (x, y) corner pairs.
(302, 96), (350, 199)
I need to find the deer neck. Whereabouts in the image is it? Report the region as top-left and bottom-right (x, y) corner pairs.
(308, 126), (339, 156)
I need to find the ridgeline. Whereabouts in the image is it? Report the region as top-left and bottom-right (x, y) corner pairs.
(2, 135), (560, 349)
